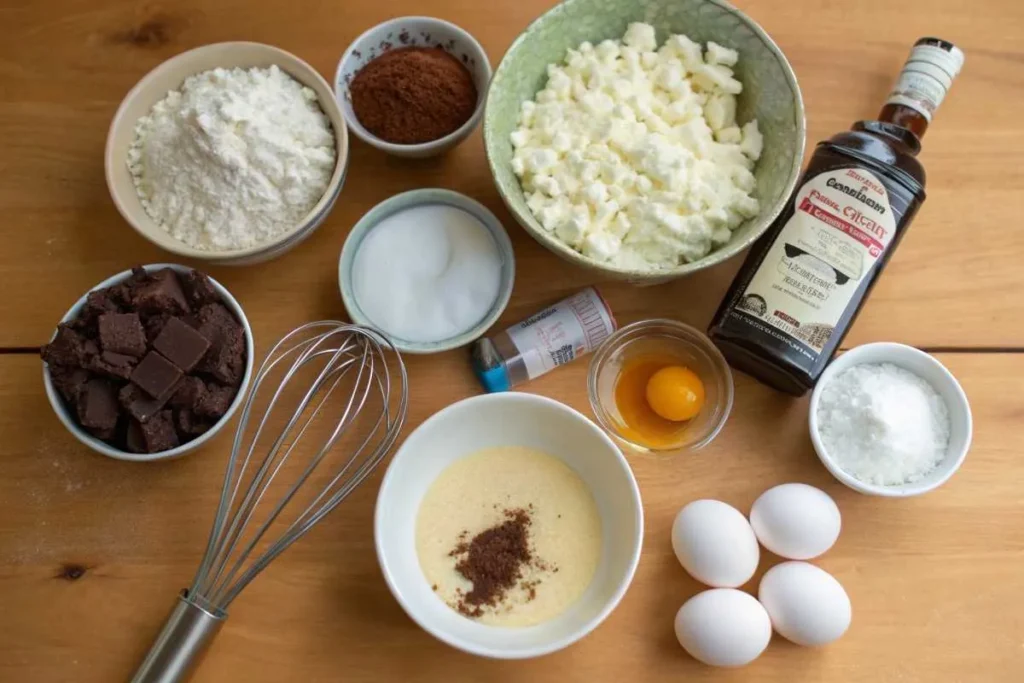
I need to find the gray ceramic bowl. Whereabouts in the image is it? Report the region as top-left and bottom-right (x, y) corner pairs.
(338, 189), (515, 353)
(484, 0), (806, 284)
(42, 264), (255, 462)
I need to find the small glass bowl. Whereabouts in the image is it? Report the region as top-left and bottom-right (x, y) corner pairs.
(587, 319), (734, 454)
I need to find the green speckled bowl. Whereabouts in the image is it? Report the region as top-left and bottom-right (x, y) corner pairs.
(484, 0), (805, 284)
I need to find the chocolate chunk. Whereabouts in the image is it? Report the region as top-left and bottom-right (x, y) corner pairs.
(130, 351), (182, 399)
(126, 420), (147, 453)
(169, 376), (206, 410)
(76, 379), (119, 431)
(131, 268), (189, 316)
(143, 313), (171, 342)
(152, 317), (211, 372)
(88, 350), (138, 380)
(41, 324), (90, 368)
(138, 410), (179, 453)
(98, 312), (146, 356)
(196, 383), (235, 419)
(78, 289), (122, 328)
(195, 303), (245, 385)
(180, 270), (221, 308)
(176, 409), (214, 436)
(119, 383), (170, 423)
(50, 366), (90, 402)
(87, 422), (118, 441)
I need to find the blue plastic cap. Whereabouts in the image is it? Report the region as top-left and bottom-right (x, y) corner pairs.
(473, 362), (511, 393)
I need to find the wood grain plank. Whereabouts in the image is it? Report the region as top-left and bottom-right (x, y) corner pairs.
(0, 0), (1023, 348)
(1, 351), (1021, 682)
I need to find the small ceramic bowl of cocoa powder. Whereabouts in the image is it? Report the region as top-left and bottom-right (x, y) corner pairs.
(335, 16), (491, 158)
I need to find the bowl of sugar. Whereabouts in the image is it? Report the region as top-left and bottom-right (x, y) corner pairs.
(809, 342), (973, 497)
(339, 189), (515, 354)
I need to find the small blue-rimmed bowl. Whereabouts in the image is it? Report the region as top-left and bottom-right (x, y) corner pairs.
(335, 16), (491, 158)
(339, 189), (515, 354)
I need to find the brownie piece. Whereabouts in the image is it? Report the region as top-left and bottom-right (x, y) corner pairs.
(50, 366), (90, 402)
(119, 383), (170, 423)
(196, 303), (245, 384)
(153, 317), (211, 373)
(138, 410), (179, 453)
(180, 270), (221, 308)
(41, 324), (90, 368)
(88, 350), (138, 380)
(76, 379), (119, 431)
(143, 313), (172, 342)
(126, 420), (147, 453)
(176, 409), (214, 436)
(130, 351), (182, 399)
(131, 268), (189, 316)
(196, 383), (235, 419)
(98, 312), (146, 356)
(77, 289), (122, 330)
(169, 376), (206, 410)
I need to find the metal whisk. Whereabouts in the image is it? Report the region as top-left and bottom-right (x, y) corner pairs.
(131, 322), (408, 683)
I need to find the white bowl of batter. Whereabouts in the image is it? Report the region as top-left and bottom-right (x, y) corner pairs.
(375, 392), (643, 658)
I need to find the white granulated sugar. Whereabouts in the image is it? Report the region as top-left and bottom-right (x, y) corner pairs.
(128, 65), (336, 250)
(816, 362), (951, 486)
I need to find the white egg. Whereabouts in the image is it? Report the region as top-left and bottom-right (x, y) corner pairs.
(672, 499), (760, 587)
(674, 589), (772, 667)
(749, 483), (841, 560)
(758, 561), (851, 646)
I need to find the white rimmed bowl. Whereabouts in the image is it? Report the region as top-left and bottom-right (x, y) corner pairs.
(105, 42), (349, 265)
(374, 392), (643, 659)
(338, 188), (515, 354)
(809, 342), (972, 497)
(42, 264), (255, 462)
(335, 16), (491, 158)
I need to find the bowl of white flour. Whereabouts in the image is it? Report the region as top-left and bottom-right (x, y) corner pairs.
(106, 42), (349, 265)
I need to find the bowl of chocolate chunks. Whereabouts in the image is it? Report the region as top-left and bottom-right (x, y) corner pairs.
(41, 264), (254, 461)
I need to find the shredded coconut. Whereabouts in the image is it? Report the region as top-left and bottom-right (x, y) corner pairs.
(816, 362), (951, 486)
(127, 65), (336, 251)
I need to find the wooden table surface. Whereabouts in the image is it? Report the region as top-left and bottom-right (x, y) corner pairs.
(2, 0), (1022, 681)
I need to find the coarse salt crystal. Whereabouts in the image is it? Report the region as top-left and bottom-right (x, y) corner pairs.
(816, 362), (951, 486)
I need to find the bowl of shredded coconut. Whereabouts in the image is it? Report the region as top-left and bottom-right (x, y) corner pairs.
(484, 0), (805, 283)
(809, 342), (973, 497)
(106, 42), (348, 264)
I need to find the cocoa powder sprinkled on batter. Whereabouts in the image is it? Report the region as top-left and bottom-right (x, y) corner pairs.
(448, 507), (537, 617)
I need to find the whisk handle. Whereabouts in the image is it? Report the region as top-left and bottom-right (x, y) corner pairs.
(130, 593), (225, 683)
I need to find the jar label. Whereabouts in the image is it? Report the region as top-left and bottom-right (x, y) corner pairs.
(736, 168), (896, 358)
(506, 288), (616, 380)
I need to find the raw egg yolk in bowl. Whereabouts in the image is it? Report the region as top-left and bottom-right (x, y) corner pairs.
(614, 354), (706, 449)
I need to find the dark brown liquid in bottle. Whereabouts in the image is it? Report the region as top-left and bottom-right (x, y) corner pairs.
(708, 116), (928, 396)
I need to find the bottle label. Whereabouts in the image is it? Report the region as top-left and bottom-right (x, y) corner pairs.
(885, 43), (963, 121)
(506, 287), (616, 380)
(735, 168), (896, 358)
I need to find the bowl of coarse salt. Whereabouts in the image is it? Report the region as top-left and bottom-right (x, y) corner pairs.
(809, 342), (973, 497)
(106, 42), (349, 265)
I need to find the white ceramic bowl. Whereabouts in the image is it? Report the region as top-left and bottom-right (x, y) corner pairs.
(105, 42), (349, 265)
(42, 264), (255, 462)
(809, 342), (972, 497)
(338, 188), (515, 354)
(375, 393), (643, 658)
(335, 16), (491, 158)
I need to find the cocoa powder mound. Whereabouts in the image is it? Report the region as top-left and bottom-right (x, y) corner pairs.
(350, 46), (477, 145)
(450, 508), (533, 617)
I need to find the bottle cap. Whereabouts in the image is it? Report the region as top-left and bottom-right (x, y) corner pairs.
(473, 359), (511, 393)
(885, 37), (964, 122)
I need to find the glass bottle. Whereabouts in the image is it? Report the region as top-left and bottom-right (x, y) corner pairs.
(708, 38), (964, 395)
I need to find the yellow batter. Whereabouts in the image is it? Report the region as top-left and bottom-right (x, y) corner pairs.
(416, 446), (602, 627)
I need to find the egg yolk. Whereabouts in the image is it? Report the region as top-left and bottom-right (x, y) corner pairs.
(646, 365), (705, 422)
(613, 355), (706, 449)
